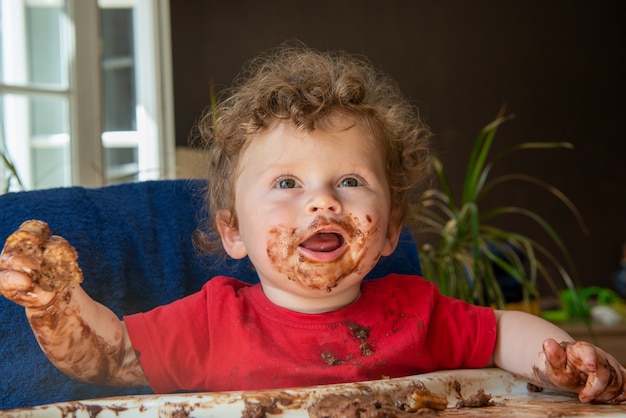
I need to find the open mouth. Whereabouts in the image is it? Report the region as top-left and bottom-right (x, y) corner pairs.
(299, 232), (345, 253)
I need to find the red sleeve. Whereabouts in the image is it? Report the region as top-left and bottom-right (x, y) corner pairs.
(425, 293), (497, 370)
(123, 286), (211, 393)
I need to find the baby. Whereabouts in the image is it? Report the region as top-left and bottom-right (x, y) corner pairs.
(1, 43), (624, 404)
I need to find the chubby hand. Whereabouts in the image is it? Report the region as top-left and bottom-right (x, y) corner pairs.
(0, 220), (82, 309)
(542, 338), (626, 403)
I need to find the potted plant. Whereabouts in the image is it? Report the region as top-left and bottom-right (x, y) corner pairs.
(414, 109), (588, 313)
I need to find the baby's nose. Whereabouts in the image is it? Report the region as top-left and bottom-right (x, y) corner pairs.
(306, 190), (342, 214)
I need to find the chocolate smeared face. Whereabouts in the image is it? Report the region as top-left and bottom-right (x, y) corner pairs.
(223, 116), (401, 310)
(267, 215), (378, 291)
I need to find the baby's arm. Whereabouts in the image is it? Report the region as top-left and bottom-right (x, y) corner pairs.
(0, 221), (148, 387)
(493, 309), (626, 403)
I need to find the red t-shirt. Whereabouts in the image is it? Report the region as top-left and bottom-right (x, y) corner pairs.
(124, 274), (496, 393)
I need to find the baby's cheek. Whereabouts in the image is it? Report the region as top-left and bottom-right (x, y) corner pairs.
(266, 225), (299, 264)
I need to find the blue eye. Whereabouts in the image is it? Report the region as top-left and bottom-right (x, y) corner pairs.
(339, 177), (361, 187)
(276, 178), (298, 189)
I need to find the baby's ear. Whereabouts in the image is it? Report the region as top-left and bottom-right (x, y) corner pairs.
(381, 210), (403, 257)
(381, 221), (402, 257)
(216, 210), (247, 259)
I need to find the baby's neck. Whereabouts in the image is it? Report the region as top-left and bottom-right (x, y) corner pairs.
(260, 283), (361, 313)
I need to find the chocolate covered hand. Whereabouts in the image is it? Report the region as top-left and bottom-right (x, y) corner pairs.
(541, 338), (626, 403)
(0, 220), (83, 309)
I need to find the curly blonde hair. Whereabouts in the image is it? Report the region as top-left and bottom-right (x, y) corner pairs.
(193, 43), (432, 252)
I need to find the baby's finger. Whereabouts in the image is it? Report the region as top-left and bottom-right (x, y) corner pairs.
(578, 357), (611, 403)
(0, 269), (55, 308)
(543, 338), (567, 368)
(0, 268), (35, 294)
(577, 351), (625, 403)
(543, 339), (584, 390)
(610, 391), (626, 404)
(0, 252), (40, 273)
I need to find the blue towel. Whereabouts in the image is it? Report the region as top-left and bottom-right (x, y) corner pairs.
(0, 179), (421, 410)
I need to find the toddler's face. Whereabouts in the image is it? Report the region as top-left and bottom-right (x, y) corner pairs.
(219, 116), (400, 311)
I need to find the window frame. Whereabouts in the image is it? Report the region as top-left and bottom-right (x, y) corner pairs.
(0, 0), (175, 189)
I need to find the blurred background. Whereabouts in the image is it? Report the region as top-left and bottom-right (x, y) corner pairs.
(0, 0), (624, 293)
(169, 0), (626, 293)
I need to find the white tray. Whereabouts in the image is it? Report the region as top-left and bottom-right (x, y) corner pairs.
(3, 368), (626, 417)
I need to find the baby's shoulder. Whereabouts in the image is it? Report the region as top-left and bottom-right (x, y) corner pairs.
(361, 274), (439, 308)
(365, 273), (437, 291)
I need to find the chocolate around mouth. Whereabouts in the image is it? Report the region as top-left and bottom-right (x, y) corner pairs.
(299, 232), (345, 252)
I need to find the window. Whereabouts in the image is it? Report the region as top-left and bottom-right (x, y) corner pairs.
(0, 0), (174, 191)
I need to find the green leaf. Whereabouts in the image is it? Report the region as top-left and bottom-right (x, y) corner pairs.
(416, 111), (585, 311)
(461, 110), (513, 205)
(0, 147), (24, 192)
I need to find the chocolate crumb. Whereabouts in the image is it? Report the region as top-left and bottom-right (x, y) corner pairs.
(322, 352), (343, 366)
(360, 341), (374, 356)
(455, 389), (494, 409)
(308, 383), (447, 417)
(241, 395), (292, 418)
(346, 321), (375, 356)
(346, 322), (370, 340)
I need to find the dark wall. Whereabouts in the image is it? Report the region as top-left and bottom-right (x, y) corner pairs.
(169, 0), (626, 293)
